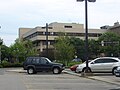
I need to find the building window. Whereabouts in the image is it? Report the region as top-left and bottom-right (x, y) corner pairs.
(50, 41), (55, 45)
(41, 27), (53, 29)
(38, 32), (43, 35)
(64, 26), (72, 28)
(42, 27), (46, 29)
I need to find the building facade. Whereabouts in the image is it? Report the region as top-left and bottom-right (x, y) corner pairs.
(19, 22), (107, 52)
(108, 22), (120, 35)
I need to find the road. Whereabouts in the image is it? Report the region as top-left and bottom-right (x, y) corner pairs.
(65, 69), (120, 85)
(0, 68), (120, 90)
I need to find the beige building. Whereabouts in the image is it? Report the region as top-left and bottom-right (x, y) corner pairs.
(108, 22), (120, 34)
(19, 22), (107, 52)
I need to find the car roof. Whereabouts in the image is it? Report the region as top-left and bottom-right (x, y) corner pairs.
(94, 57), (120, 60)
(26, 56), (47, 59)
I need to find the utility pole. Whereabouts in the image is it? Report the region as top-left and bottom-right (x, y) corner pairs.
(46, 23), (48, 58)
(77, 0), (96, 73)
(0, 38), (3, 64)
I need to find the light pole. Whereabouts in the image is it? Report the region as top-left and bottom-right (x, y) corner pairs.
(77, 0), (96, 73)
(46, 23), (48, 58)
(0, 38), (3, 64)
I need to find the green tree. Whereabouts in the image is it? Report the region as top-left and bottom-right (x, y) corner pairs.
(98, 32), (120, 57)
(69, 37), (99, 60)
(88, 39), (100, 59)
(54, 35), (75, 66)
(9, 39), (37, 63)
(69, 37), (85, 61)
(1, 45), (10, 61)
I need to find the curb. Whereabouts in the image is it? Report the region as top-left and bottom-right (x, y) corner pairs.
(6, 69), (26, 73)
(63, 70), (120, 86)
(63, 70), (81, 77)
(87, 76), (120, 86)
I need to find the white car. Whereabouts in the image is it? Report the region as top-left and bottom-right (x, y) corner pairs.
(76, 57), (120, 74)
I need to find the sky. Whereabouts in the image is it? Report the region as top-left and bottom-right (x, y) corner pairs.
(0, 0), (120, 46)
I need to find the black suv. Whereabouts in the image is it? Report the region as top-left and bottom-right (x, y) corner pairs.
(23, 57), (65, 74)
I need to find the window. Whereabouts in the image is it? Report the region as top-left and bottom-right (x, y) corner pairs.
(40, 58), (48, 64)
(38, 32), (43, 35)
(42, 27), (46, 29)
(104, 59), (118, 63)
(43, 41), (46, 45)
(36, 58), (40, 64)
(94, 58), (118, 64)
(45, 32), (50, 35)
(32, 58), (36, 64)
(48, 27), (53, 29)
(64, 26), (72, 28)
(27, 58), (32, 63)
(94, 59), (105, 63)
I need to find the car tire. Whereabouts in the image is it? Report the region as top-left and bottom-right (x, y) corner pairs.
(82, 67), (91, 73)
(27, 67), (35, 74)
(53, 67), (61, 74)
(112, 67), (117, 75)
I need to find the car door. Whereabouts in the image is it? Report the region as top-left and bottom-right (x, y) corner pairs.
(90, 59), (106, 72)
(39, 57), (52, 71)
(102, 59), (118, 72)
(34, 57), (41, 71)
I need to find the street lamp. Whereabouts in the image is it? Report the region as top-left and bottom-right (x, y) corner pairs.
(77, 0), (96, 73)
(46, 23), (49, 58)
(0, 38), (3, 64)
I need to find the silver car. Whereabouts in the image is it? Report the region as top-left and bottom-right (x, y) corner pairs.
(76, 57), (120, 74)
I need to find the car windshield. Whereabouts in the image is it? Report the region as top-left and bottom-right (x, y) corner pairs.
(46, 58), (52, 63)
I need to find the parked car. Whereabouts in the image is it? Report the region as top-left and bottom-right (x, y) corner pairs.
(72, 58), (81, 62)
(23, 57), (65, 74)
(76, 57), (120, 75)
(115, 67), (120, 77)
(70, 64), (79, 72)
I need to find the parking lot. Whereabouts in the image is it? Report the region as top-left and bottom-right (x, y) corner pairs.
(0, 68), (120, 90)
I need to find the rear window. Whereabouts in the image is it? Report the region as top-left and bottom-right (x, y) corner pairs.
(26, 58), (32, 63)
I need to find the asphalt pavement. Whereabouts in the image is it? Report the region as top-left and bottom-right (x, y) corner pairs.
(5, 68), (120, 86)
(64, 69), (120, 86)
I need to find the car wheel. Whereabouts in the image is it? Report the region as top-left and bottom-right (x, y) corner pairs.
(27, 67), (35, 74)
(53, 67), (61, 74)
(82, 68), (91, 73)
(112, 67), (117, 75)
(75, 69), (80, 73)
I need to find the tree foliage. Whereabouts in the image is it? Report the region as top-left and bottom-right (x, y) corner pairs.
(9, 39), (37, 63)
(88, 39), (100, 59)
(1, 31), (120, 65)
(1, 45), (10, 61)
(69, 37), (85, 60)
(54, 35), (75, 66)
(98, 32), (120, 57)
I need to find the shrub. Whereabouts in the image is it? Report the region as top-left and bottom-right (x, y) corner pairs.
(2, 60), (9, 67)
(1, 60), (23, 68)
(67, 61), (82, 68)
(0, 64), (3, 68)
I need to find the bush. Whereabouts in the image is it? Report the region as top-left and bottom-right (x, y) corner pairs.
(67, 61), (82, 68)
(10, 62), (23, 67)
(1, 60), (23, 68)
(2, 60), (9, 67)
(0, 64), (3, 68)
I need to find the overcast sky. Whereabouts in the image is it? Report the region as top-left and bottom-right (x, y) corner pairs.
(0, 0), (120, 46)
